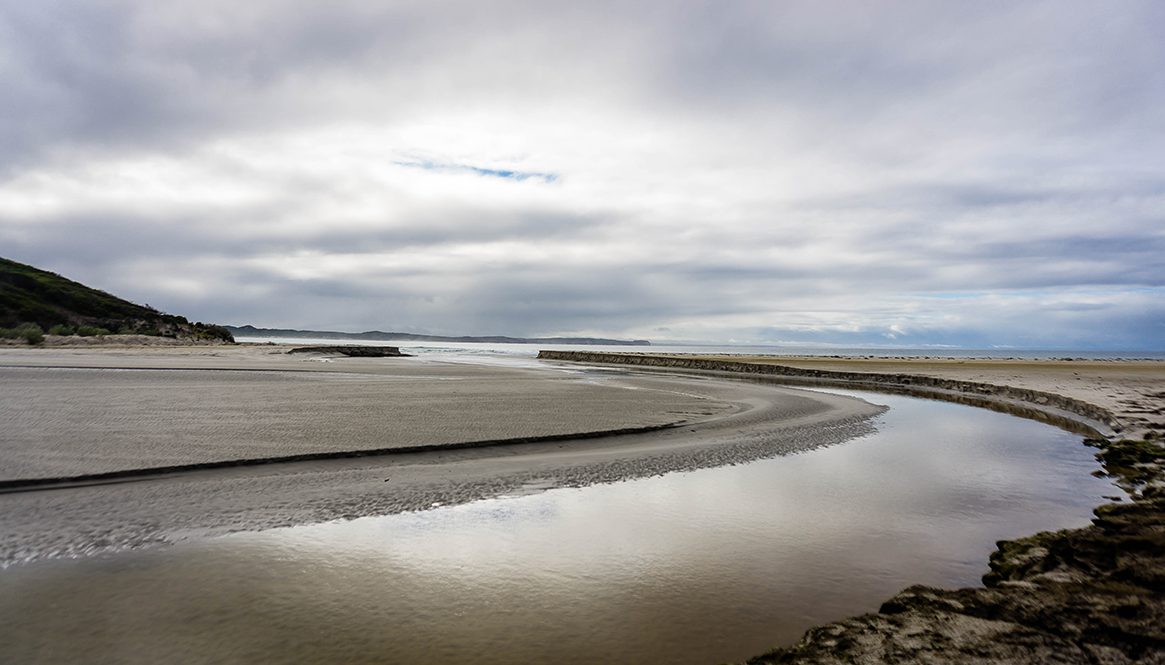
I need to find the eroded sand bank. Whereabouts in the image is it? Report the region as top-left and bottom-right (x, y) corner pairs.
(0, 345), (883, 563)
(732, 355), (1165, 438)
(539, 351), (1165, 439)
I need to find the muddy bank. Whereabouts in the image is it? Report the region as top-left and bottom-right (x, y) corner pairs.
(741, 437), (1165, 665)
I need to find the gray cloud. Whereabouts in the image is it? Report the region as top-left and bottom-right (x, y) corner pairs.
(1, 1), (1163, 348)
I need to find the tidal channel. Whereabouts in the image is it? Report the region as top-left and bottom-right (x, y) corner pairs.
(0, 389), (1117, 664)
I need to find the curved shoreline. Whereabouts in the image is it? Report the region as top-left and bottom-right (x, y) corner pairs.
(537, 351), (1122, 437)
(4, 345), (1161, 661)
(537, 351), (1165, 664)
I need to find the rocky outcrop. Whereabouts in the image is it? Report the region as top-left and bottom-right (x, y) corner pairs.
(741, 437), (1165, 665)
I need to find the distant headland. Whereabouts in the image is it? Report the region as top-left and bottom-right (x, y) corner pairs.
(227, 325), (651, 346)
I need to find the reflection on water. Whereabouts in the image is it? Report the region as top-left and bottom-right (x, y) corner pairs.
(0, 390), (1115, 665)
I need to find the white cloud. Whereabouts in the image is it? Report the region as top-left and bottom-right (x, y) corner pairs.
(1, 1), (1163, 348)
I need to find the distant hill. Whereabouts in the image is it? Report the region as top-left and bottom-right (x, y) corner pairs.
(0, 256), (233, 341)
(227, 325), (651, 346)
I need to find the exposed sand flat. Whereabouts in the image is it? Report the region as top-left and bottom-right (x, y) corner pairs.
(0, 346), (734, 481)
(0, 345), (884, 563)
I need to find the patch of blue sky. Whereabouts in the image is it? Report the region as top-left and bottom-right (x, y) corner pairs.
(394, 159), (558, 183)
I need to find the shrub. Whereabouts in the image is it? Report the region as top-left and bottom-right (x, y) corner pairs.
(117, 326), (135, 335)
(77, 326), (111, 337)
(14, 322), (44, 345)
(201, 325), (235, 342)
(0, 327), (15, 339)
(48, 324), (75, 336)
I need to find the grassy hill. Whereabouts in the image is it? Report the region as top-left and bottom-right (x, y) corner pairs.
(0, 257), (233, 342)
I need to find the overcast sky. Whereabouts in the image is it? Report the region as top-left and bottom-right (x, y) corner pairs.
(2, 1), (1163, 348)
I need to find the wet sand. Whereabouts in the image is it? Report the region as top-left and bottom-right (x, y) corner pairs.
(0, 346), (883, 563)
(0, 348), (729, 481)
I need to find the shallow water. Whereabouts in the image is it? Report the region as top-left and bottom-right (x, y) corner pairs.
(235, 335), (1165, 360)
(0, 389), (1117, 665)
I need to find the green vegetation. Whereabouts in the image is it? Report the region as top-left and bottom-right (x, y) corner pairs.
(1, 323), (45, 344)
(0, 256), (234, 343)
(15, 323), (44, 344)
(192, 323), (234, 342)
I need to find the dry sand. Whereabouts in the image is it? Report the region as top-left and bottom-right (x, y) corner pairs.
(691, 354), (1165, 439)
(0, 345), (883, 563)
